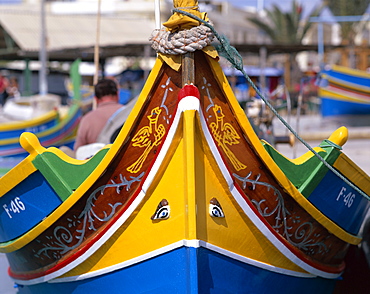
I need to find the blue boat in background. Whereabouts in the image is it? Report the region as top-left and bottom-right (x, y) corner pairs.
(318, 65), (370, 116)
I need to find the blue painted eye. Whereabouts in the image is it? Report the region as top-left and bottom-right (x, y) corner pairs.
(154, 207), (169, 219)
(209, 198), (225, 218)
(151, 199), (170, 220)
(210, 205), (224, 218)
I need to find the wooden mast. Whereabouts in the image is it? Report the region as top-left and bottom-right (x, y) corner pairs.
(182, 53), (195, 86)
(92, 0), (102, 110)
(39, 0), (48, 96)
(93, 0), (102, 86)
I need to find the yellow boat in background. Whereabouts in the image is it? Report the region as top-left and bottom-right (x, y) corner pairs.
(318, 64), (370, 116)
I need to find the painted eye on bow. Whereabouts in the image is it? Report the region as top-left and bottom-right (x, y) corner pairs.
(151, 199), (170, 220)
(209, 198), (225, 218)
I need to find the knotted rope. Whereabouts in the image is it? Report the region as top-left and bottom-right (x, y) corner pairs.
(150, 23), (214, 55)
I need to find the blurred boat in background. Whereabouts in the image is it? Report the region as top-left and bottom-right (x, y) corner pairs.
(318, 65), (370, 117)
(0, 60), (84, 176)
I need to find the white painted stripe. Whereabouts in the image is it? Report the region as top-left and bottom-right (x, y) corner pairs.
(198, 107), (341, 279)
(141, 96), (199, 193)
(199, 111), (234, 188)
(50, 239), (314, 284)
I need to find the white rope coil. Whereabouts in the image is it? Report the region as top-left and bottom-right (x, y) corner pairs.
(149, 24), (214, 55)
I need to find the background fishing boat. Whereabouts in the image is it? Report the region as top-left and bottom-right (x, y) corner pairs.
(0, 95), (61, 148)
(317, 64), (370, 117)
(0, 1), (369, 293)
(0, 60), (83, 176)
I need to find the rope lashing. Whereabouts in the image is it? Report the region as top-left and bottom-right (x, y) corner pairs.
(150, 24), (214, 55)
(169, 8), (370, 201)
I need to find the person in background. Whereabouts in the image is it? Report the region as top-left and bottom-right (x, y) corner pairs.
(0, 72), (9, 106)
(74, 78), (123, 151)
(7, 76), (20, 99)
(106, 75), (130, 105)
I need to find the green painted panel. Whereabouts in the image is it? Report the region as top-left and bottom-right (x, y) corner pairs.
(262, 140), (341, 198)
(33, 148), (109, 201)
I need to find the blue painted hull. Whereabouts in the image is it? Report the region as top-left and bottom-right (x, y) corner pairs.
(0, 119), (58, 140)
(16, 247), (336, 294)
(321, 98), (370, 116)
(0, 171), (62, 243)
(308, 169), (370, 235)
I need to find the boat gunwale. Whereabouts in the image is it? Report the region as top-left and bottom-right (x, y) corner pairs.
(206, 55), (363, 245)
(318, 87), (370, 105)
(0, 104), (81, 146)
(330, 64), (370, 79)
(324, 75), (370, 94)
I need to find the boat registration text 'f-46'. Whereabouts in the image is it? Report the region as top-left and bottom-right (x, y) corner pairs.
(3, 197), (26, 218)
(336, 187), (355, 208)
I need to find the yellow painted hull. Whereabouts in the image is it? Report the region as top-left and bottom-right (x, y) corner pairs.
(58, 105), (308, 282)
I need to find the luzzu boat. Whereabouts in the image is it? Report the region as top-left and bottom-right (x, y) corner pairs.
(0, 2), (369, 293)
(318, 64), (370, 116)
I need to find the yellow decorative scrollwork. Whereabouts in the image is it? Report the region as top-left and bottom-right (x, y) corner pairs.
(210, 105), (247, 171)
(127, 107), (166, 173)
